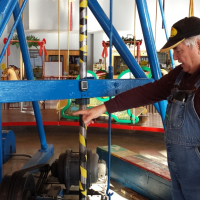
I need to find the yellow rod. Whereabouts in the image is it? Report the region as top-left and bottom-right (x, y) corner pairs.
(67, 0), (70, 75)
(155, 0), (158, 45)
(58, 0), (61, 121)
(189, 0), (194, 17)
(134, 0), (137, 58)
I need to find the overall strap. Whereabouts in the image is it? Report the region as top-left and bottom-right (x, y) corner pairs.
(174, 70), (185, 86)
(194, 78), (200, 89)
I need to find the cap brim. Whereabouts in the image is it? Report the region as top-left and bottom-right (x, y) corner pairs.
(160, 38), (185, 52)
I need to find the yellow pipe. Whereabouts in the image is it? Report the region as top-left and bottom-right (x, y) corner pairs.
(189, 0), (194, 17)
(58, 0), (61, 121)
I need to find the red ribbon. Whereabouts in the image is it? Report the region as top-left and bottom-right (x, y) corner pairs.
(3, 38), (10, 56)
(38, 38), (47, 56)
(101, 41), (108, 70)
(70, 2), (73, 31)
(102, 41), (108, 58)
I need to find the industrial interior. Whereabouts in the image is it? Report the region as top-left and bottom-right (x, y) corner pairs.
(0, 0), (199, 199)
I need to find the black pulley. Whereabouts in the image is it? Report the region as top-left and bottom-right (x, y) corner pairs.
(0, 173), (36, 200)
(51, 149), (99, 193)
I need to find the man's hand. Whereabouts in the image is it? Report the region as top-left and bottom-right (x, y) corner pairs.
(73, 104), (107, 126)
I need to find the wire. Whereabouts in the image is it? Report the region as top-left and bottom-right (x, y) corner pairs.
(155, 0), (157, 44)
(106, 0), (114, 199)
(10, 153), (32, 158)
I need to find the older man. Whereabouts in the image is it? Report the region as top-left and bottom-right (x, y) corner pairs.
(74, 16), (200, 199)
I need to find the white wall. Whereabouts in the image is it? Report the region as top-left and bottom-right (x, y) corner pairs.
(91, 0), (200, 51)
(28, 0), (135, 32)
(148, 0), (200, 50)
(25, 32), (79, 50)
(7, 1), (29, 32)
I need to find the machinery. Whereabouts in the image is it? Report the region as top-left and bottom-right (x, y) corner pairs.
(0, 148), (106, 200)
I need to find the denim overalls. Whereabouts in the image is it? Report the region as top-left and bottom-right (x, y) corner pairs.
(165, 71), (200, 200)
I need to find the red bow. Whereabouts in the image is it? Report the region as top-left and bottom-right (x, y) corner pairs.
(38, 39), (47, 56)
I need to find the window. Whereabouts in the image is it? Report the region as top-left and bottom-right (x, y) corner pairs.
(29, 50), (44, 79)
(69, 55), (79, 75)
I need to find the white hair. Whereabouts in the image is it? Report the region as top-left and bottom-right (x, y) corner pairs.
(183, 34), (200, 48)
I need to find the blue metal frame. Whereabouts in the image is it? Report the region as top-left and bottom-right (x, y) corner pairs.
(21, 144), (54, 174)
(2, 130), (16, 164)
(158, 0), (175, 69)
(0, 0), (49, 150)
(13, 2), (48, 150)
(0, 79), (154, 103)
(0, 0), (53, 182)
(136, 0), (162, 80)
(0, 0), (169, 185)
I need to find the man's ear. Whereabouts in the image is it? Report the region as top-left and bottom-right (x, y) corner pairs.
(197, 39), (200, 52)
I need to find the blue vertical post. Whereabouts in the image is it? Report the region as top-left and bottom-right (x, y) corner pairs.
(88, 0), (160, 114)
(0, 67), (1, 182)
(0, 64), (1, 182)
(135, 0), (167, 123)
(0, 105), (2, 182)
(107, 0), (113, 199)
(13, 2), (48, 150)
(108, 2), (113, 80)
(158, 0), (175, 69)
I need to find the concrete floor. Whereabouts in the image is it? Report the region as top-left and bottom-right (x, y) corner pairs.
(2, 125), (167, 199)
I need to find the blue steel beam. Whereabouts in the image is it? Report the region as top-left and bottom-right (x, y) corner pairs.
(0, 0), (16, 183)
(158, 0), (175, 69)
(88, 0), (160, 114)
(13, 2), (48, 150)
(0, 79), (154, 103)
(0, 0), (28, 63)
(0, 0), (18, 37)
(136, 0), (162, 80)
(0, 105), (2, 182)
(135, 0), (167, 123)
(107, 0), (113, 198)
(21, 144), (54, 174)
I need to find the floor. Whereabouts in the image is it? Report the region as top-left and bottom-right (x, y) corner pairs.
(1, 108), (166, 199)
(1, 100), (164, 126)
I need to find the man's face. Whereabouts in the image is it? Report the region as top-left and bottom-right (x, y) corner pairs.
(173, 41), (200, 74)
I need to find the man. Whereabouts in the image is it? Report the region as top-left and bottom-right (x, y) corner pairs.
(73, 16), (200, 199)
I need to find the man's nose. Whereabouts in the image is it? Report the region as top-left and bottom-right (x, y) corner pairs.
(173, 52), (178, 60)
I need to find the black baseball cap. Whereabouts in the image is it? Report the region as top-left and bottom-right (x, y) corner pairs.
(160, 16), (200, 52)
